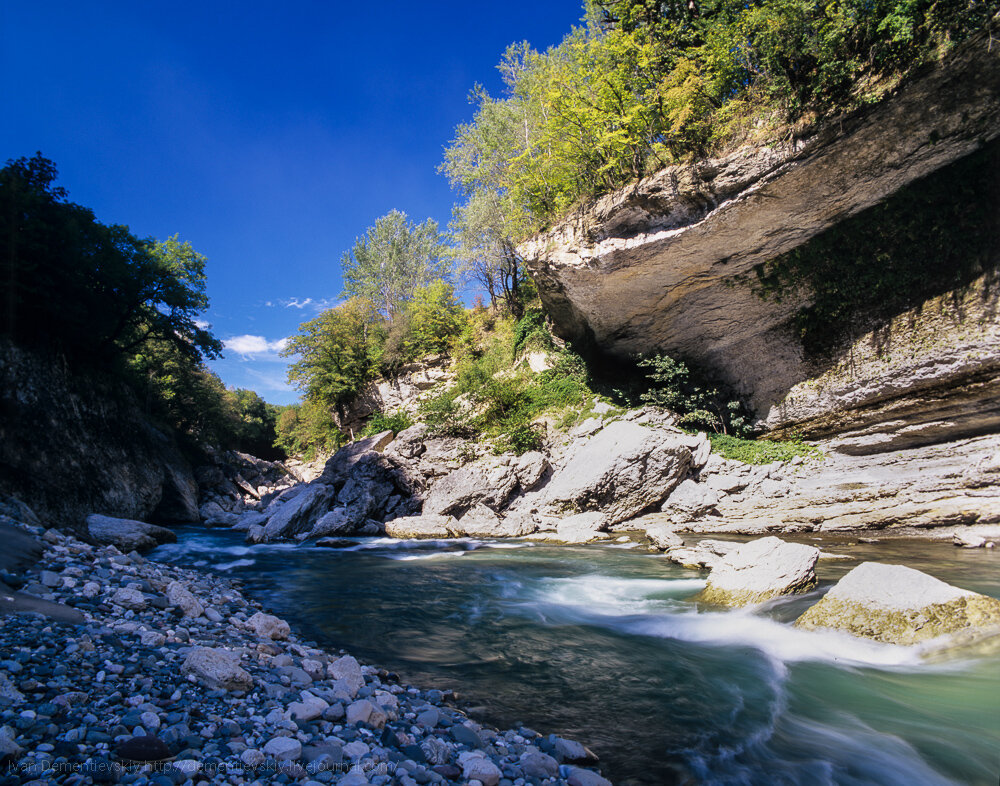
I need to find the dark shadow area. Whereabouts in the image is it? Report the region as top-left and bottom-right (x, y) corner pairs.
(746, 138), (1000, 360)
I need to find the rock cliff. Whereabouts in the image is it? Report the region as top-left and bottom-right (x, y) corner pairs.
(522, 20), (1000, 445)
(0, 340), (199, 529)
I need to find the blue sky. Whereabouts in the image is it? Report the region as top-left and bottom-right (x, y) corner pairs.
(1, 1), (583, 404)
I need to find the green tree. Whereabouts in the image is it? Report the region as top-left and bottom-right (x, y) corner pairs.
(282, 298), (378, 414)
(273, 399), (343, 458)
(404, 280), (467, 357)
(341, 210), (450, 321)
(0, 154), (221, 366)
(226, 388), (282, 459)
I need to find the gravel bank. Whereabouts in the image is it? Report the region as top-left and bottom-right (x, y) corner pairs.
(0, 516), (610, 786)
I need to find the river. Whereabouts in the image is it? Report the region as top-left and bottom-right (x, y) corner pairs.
(152, 530), (1000, 785)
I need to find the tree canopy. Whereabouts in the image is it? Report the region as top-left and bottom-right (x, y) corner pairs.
(443, 0), (997, 235)
(1, 153), (222, 367)
(0, 153), (281, 456)
(341, 210), (450, 321)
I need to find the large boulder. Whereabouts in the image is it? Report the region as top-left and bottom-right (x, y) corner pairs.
(86, 514), (176, 552)
(795, 562), (1000, 645)
(423, 452), (548, 517)
(697, 537), (819, 606)
(262, 483), (336, 540)
(540, 421), (691, 524)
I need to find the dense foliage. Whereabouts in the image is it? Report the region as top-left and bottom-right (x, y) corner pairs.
(1, 154), (221, 368)
(747, 140), (1000, 356)
(0, 154), (281, 456)
(419, 310), (594, 454)
(444, 0), (996, 232)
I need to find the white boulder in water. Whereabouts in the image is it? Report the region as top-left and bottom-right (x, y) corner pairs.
(796, 562), (1000, 645)
(383, 514), (457, 539)
(697, 536), (819, 606)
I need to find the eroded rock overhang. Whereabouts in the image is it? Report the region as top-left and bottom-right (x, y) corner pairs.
(521, 18), (1000, 437)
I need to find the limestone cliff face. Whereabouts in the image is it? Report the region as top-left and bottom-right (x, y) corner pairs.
(0, 340), (199, 529)
(336, 357), (452, 436)
(765, 272), (1000, 452)
(521, 20), (1000, 446)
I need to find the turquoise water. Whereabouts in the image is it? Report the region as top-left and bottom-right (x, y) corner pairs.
(153, 531), (1000, 785)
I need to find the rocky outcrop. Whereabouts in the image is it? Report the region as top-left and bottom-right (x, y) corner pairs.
(764, 270), (1000, 450)
(531, 420), (691, 525)
(681, 434), (1000, 534)
(86, 513), (177, 553)
(195, 450), (296, 525)
(696, 537), (819, 606)
(336, 356), (453, 436)
(522, 22), (1000, 444)
(253, 432), (421, 542)
(0, 340), (198, 529)
(795, 562), (1000, 645)
(422, 452), (548, 517)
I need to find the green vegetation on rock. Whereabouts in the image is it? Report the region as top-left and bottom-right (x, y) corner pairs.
(747, 140), (1000, 357)
(707, 434), (820, 464)
(419, 309), (595, 453)
(443, 0), (995, 234)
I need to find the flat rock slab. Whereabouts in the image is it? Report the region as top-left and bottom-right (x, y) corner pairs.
(384, 514), (457, 539)
(795, 562), (1000, 645)
(0, 522), (44, 575)
(0, 585), (85, 624)
(86, 514), (176, 552)
(697, 536), (819, 606)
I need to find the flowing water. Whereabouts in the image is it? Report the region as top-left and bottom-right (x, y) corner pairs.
(153, 530), (1000, 785)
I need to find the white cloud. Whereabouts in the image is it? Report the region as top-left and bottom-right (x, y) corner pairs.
(272, 296), (343, 313)
(194, 319), (211, 330)
(224, 334), (289, 358)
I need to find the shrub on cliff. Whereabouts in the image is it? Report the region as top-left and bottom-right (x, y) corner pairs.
(638, 353), (753, 437)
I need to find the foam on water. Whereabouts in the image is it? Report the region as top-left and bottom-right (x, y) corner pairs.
(213, 558), (256, 571)
(387, 551), (471, 561)
(531, 574), (926, 670)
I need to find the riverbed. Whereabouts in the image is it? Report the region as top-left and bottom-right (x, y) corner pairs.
(153, 531), (1000, 785)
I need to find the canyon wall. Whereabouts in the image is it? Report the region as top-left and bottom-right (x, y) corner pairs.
(0, 340), (199, 529)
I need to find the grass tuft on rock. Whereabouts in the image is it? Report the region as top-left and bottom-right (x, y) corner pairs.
(707, 434), (820, 465)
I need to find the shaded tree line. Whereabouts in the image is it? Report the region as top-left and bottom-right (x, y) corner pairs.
(0, 153), (282, 458)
